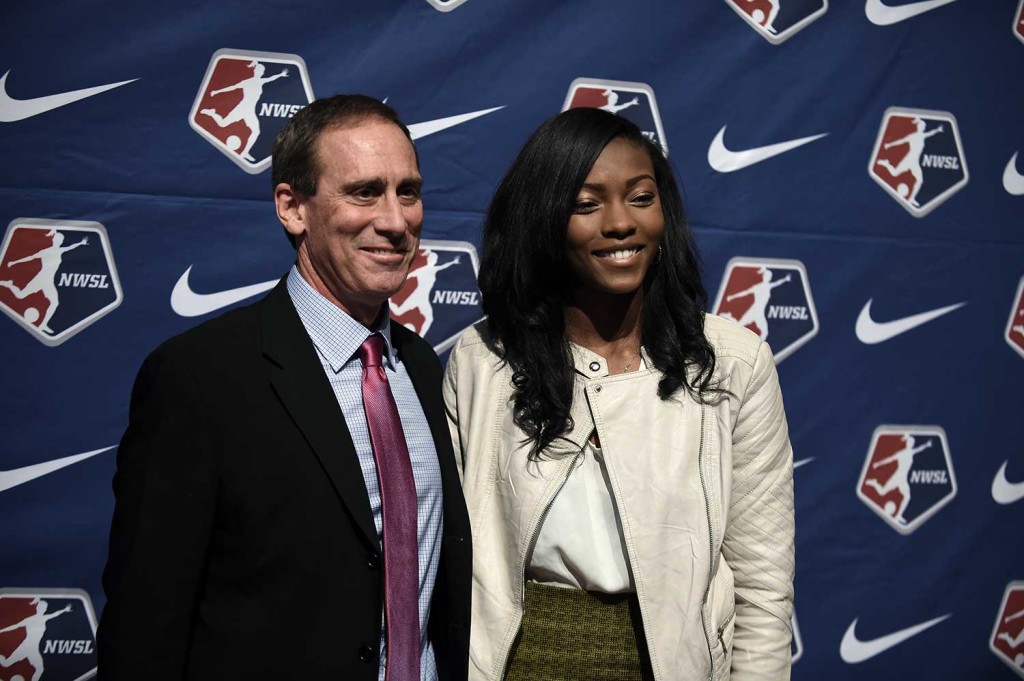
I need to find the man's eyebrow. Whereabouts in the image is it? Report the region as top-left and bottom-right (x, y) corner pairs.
(340, 177), (386, 193)
(339, 176), (423, 192)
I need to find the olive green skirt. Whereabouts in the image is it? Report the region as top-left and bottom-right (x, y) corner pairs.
(504, 582), (655, 681)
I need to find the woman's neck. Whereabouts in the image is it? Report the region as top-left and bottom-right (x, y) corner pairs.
(565, 288), (644, 375)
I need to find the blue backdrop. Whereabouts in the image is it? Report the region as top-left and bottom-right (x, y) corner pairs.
(1, 1), (1022, 679)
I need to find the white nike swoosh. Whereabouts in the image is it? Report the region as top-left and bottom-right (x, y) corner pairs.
(707, 126), (828, 173)
(855, 299), (965, 344)
(840, 614), (950, 663)
(171, 266), (277, 318)
(1003, 152), (1024, 196)
(0, 446), (115, 493)
(794, 457), (814, 469)
(992, 461), (1024, 505)
(0, 70), (137, 123)
(407, 106), (504, 140)
(865, 0), (959, 26)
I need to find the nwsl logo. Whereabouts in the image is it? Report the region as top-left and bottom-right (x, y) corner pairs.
(869, 107), (968, 217)
(563, 79), (668, 155)
(856, 426), (956, 534)
(1015, 0), (1024, 46)
(711, 258), (818, 362)
(991, 582), (1024, 678)
(0, 219), (122, 346)
(189, 49), (314, 174)
(389, 241), (482, 354)
(1006, 276), (1024, 360)
(0, 589), (97, 681)
(723, 0), (828, 44)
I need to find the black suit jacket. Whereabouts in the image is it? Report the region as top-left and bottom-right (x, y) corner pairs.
(98, 280), (471, 680)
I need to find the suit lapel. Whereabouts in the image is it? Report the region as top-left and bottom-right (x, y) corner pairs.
(259, 280), (380, 551)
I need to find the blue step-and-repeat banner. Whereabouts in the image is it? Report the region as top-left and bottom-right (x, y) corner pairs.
(1, 1), (1022, 679)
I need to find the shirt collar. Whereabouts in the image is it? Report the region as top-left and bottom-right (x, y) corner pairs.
(569, 341), (651, 379)
(286, 266), (396, 373)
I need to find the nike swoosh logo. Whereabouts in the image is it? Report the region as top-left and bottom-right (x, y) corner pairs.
(707, 126), (828, 173)
(1003, 152), (1024, 196)
(171, 266), (277, 318)
(865, 0), (959, 26)
(992, 461), (1024, 505)
(0, 446), (115, 493)
(840, 614), (950, 663)
(855, 299), (965, 344)
(794, 457), (814, 469)
(407, 106), (504, 140)
(0, 70), (138, 123)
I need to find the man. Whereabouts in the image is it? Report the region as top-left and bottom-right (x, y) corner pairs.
(98, 95), (471, 681)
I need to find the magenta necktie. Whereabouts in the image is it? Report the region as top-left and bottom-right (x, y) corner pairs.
(358, 334), (421, 681)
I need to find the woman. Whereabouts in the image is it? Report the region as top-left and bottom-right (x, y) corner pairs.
(444, 108), (794, 681)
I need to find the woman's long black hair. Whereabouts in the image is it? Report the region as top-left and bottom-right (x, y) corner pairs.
(478, 107), (721, 456)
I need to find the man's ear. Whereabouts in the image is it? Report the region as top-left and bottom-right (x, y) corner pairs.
(275, 183), (306, 241)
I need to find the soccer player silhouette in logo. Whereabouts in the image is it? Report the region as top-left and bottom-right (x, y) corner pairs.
(0, 599), (73, 681)
(0, 230), (89, 334)
(722, 267), (791, 341)
(390, 251), (460, 337)
(875, 117), (944, 208)
(998, 606), (1024, 669)
(200, 61), (289, 162)
(745, 0), (781, 34)
(998, 607), (1024, 646)
(864, 435), (933, 526)
(599, 89), (640, 115)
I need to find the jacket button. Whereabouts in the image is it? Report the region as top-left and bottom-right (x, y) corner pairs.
(359, 644), (375, 663)
(589, 361), (600, 372)
(594, 385), (602, 393)
(367, 553), (381, 570)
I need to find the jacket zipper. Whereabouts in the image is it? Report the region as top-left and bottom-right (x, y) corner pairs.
(696, 405), (716, 681)
(495, 449), (583, 677)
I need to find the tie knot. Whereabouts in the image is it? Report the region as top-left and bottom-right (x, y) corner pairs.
(358, 334), (386, 369)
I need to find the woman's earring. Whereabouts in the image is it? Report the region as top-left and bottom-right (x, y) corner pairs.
(655, 244), (663, 263)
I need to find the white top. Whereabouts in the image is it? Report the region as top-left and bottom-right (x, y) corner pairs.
(527, 441), (635, 594)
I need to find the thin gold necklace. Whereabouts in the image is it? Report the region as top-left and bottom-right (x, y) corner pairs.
(623, 349), (641, 372)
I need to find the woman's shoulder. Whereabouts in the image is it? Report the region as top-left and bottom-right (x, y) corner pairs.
(449, 320), (505, 370)
(702, 313), (765, 370)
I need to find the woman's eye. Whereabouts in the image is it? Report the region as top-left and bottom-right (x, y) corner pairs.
(573, 200), (598, 213)
(631, 192), (656, 205)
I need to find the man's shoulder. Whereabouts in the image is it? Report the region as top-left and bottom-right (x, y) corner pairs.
(149, 298), (263, 368)
(391, 321), (441, 371)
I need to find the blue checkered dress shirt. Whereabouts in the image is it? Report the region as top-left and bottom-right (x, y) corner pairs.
(287, 267), (442, 681)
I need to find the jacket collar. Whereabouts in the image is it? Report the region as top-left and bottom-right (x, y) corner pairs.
(548, 342), (654, 456)
(258, 278), (380, 551)
(286, 267), (396, 373)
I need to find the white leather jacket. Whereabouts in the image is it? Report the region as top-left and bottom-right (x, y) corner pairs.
(443, 315), (794, 681)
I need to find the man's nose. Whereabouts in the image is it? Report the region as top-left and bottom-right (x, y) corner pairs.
(374, 193), (410, 235)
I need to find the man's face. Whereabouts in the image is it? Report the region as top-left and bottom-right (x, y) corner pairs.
(289, 119), (423, 324)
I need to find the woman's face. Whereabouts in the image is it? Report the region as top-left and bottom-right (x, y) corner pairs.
(565, 137), (665, 297)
